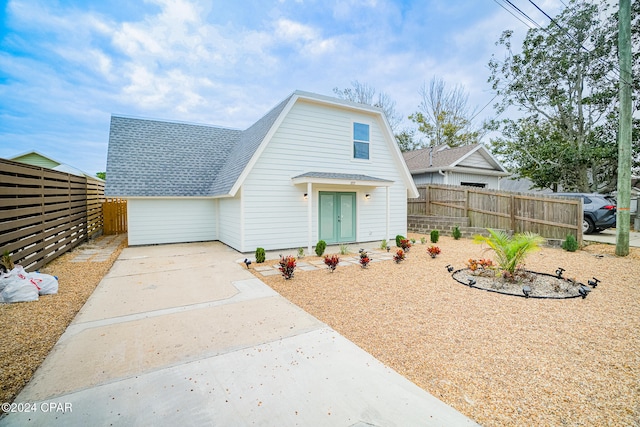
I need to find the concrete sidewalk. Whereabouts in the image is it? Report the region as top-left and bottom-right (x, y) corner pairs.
(583, 228), (640, 247)
(1, 241), (478, 426)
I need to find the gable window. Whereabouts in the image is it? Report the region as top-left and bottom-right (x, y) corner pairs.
(353, 123), (370, 160)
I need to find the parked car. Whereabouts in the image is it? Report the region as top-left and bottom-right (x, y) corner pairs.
(553, 193), (617, 234)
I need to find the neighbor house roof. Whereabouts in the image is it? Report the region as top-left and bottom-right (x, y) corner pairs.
(402, 144), (509, 176)
(9, 150), (100, 180)
(106, 90), (418, 198)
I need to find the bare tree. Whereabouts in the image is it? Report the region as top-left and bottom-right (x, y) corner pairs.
(333, 81), (402, 132)
(409, 76), (481, 147)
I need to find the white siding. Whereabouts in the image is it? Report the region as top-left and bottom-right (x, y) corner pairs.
(458, 151), (495, 169)
(127, 198), (217, 246)
(448, 172), (500, 189)
(218, 191), (242, 251)
(241, 100), (409, 251)
(412, 173), (444, 186)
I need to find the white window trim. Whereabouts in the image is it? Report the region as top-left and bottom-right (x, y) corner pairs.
(352, 121), (371, 161)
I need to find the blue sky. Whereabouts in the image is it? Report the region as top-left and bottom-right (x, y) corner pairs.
(0, 0), (564, 175)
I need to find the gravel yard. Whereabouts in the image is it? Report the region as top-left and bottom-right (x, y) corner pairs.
(0, 235), (126, 407)
(2, 232), (638, 425)
(254, 233), (640, 426)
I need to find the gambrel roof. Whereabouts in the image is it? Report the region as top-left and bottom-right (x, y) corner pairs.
(402, 144), (509, 176)
(106, 90), (418, 198)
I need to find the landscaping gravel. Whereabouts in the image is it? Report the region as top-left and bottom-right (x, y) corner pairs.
(254, 234), (640, 427)
(0, 236), (126, 407)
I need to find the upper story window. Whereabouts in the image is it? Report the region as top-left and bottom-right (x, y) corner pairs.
(353, 122), (370, 160)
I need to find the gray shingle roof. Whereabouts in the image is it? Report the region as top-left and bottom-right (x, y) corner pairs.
(105, 117), (241, 197)
(402, 144), (479, 172)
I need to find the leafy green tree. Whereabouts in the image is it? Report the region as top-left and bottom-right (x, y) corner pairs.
(488, 0), (639, 192)
(409, 76), (483, 147)
(96, 172), (106, 180)
(395, 128), (420, 152)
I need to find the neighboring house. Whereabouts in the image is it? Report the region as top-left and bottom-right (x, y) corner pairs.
(106, 90), (419, 253)
(9, 151), (101, 180)
(402, 144), (510, 189)
(499, 176), (554, 194)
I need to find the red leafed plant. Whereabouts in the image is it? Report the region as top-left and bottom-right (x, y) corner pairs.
(279, 255), (297, 279)
(466, 258), (494, 273)
(399, 239), (412, 251)
(324, 254), (340, 272)
(427, 246), (441, 258)
(359, 250), (370, 268)
(393, 249), (405, 263)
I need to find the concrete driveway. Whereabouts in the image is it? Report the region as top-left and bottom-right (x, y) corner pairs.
(583, 228), (640, 247)
(1, 242), (478, 426)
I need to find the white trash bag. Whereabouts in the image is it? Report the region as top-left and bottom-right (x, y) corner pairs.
(0, 267), (39, 303)
(28, 271), (59, 295)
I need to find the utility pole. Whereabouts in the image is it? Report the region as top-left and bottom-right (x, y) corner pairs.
(616, 0), (632, 256)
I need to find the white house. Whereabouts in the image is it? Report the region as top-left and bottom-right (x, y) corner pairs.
(402, 144), (510, 189)
(105, 90), (419, 253)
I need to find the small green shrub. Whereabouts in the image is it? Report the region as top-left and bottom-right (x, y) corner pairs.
(430, 230), (440, 243)
(452, 225), (462, 240)
(315, 240), (327, 257)
(561, 234), (579, 252)
(395, 234), (405, 247)
(339, 244), (349, 255)
(379, 239), (388, 250)
(255, 247), (266, 263)
(297, 247), (305, 258)
(420, 236), (426, 244)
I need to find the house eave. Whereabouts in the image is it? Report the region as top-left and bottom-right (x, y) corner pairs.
(410, 166), (511, 177)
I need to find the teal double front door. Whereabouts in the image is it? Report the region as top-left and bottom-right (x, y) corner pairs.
(318, 192), (356, 244)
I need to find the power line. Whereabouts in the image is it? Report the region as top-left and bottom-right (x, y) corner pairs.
(492, 0), (625, 85)
(491, 0), (538, 28)
(526, 0), (627, 84)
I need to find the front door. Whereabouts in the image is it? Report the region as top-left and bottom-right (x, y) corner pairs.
(319, 192), (356, 244)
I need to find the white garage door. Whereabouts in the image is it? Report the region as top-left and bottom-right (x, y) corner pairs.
(127, 198), (217, 245)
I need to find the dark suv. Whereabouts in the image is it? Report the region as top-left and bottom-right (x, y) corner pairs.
(553, 193), (617, 234)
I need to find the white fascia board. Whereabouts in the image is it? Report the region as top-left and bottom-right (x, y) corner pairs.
(411, 167), (511, 177)
(291, 176), (393, 187)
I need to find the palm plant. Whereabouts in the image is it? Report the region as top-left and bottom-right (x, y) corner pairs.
(473, 229), (544, 277)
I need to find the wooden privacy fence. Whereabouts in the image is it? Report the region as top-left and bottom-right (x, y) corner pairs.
(0, 159), (106, 271)
(408, 184), (583, 243)
(103, 198), (127, 235)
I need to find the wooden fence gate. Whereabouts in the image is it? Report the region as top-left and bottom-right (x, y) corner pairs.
(103, 199), (127, 235)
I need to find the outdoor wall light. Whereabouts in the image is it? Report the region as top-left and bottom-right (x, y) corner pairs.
(365, 194), (371, 200)
(468, 278), (476, 287)
(522, 285), (531, 298)
(555, 267), (565, 278)
(446, 264), (454, 273)
(303, 193), (308, 200)
(588, 278), (600, 288)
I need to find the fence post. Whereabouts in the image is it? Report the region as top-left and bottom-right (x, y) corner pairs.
(510, 195), (516, 233)
(463, 188), (469, 218)
(425, 185), (430, 216)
